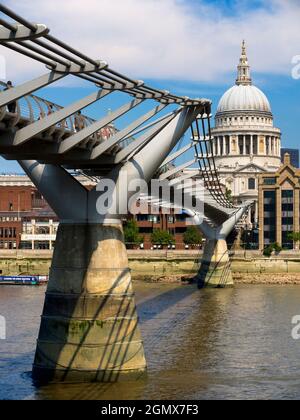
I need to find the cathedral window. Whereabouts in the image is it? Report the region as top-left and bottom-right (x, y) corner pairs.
(248, 178), (256, 190)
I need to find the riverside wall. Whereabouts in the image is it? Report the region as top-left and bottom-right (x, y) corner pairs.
(1, 250), (300, 280)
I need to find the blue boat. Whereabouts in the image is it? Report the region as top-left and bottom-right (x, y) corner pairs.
(0, 276), (48, 286)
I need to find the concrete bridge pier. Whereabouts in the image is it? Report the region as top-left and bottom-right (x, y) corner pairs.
(189, 205), (250, 289)
(197, 237), (233, 288)
(18, 161), (146, 384)
(32, 221), (147, 383)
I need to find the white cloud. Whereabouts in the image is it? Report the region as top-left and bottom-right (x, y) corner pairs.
(0, 0), (300, 85)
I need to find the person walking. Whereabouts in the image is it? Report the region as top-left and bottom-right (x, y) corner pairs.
(74, 110), (85, 132)
(4, 81), (17, 113)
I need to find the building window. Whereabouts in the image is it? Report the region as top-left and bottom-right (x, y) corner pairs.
(263, 191), (276, 245)
(148, 215), (160, 223)
(263, 178), (276, 185)
(248, 178), (256, 190)
(282, 190), (294, 249)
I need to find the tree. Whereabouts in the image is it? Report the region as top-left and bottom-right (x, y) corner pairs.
(183, 226), (202, 246)
(151, 229), (175, 246)
(225, 188), (233, 203)
(263, 242), (282, 257)
(287, 232), (300, 242)
(123, 219), (143, 248)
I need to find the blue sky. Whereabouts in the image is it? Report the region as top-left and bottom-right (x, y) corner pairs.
(0, 0), (299, 172)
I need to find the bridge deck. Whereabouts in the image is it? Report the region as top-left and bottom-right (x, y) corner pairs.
(0, 82), (130, 173)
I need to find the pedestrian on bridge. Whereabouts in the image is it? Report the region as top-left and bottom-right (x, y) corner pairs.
(4, 81), (17, 114)
(74, 110), (85, 132)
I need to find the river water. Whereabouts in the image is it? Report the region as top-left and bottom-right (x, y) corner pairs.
(1, 282), (300, 400)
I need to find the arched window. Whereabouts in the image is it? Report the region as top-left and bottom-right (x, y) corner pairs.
(248, 178), (256, 190)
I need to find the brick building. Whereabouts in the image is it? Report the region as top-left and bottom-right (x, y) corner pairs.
(0, 174), (194, 250)
(135, 210), (191, 250)
(0, 175), (80, 249)
(0, 180), (58, 249)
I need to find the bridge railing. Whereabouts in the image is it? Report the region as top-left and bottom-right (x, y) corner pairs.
(0, 80), (126, 150)
(191, 116), (236, 209)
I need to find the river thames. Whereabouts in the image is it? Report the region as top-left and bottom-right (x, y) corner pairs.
(1, 282), (300, 400)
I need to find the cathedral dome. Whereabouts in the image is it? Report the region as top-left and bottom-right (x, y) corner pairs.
(216, 40), (272, 116)
(217, 84), (271, 114)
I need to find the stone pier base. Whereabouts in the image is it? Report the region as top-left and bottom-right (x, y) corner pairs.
(32, 222), (146, 384)
(196, 238), (233, 288)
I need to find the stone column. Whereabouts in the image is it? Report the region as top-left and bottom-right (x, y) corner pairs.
(259, 135), (265, 155)
(271, 137), (273, 155)
(217, 136), (221, 156)
(254, 200), (259, 225)
(276, 188), (282, 246)
(231, 135), (237, 154)
(223, 136), (226, 156)
(258, 187), (264, 250)
(250, 135), (253, 155)
(243, 135), (246, 155)
(32, 222), (146, 384)
(294, 189), (300, 250)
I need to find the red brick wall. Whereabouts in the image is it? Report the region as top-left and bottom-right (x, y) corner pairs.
(0, 186), (33, 212)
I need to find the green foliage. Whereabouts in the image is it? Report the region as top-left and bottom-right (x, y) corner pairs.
(263, 243), (282, 257)
(151, 229), (175, 245)
(263, 246), (273, 258)
(287, 232), (300, 242)
(225, 188), (233, 203)
(183, 226), (203, 245)
(124, 219), (143, 246)
(273, 242), (282, 253)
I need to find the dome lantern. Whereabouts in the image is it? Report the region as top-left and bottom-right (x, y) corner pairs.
(236, 40), (252, 86)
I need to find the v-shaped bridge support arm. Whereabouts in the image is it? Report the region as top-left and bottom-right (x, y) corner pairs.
(186, 203), (252, 288)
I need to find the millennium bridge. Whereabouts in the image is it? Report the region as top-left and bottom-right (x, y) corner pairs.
(0, 4), (251, 383)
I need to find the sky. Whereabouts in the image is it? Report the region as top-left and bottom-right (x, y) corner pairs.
(0, 0), (299, 172)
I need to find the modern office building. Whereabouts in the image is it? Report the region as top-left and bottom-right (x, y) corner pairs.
(258, 153), (300, 250)
(281, 148), (299, 168)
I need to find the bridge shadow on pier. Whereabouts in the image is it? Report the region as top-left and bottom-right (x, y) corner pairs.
(32, 283), (236, 400)
(33, 224), (147, 387)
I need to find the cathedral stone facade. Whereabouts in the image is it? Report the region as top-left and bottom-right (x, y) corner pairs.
(212, 41), (281, 225)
